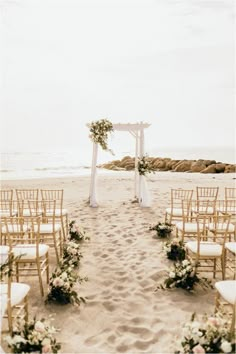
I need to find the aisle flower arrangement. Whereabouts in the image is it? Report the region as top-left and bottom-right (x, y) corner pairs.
(149, 222), (173, 238)
(46, 263), (87, 306)
(157, 260), (212, 292)
(89, 118), (113, 151)
(163, 238), (186, 261)
(5, 317), (61, 353)
(138, 156), (154, 176)
(63, 241), (83, 267)
(68, 221), (89, 242)
(176, 313), (235, 353)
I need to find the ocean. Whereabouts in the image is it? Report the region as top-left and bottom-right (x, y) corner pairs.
(1, 147), (235, 181)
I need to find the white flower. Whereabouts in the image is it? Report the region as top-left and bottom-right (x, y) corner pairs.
(192, 344), (206, 353)
(182, 260), (189, 267)
(13, 335), (26, 344)
(35, 320), (45, 333)
(221, 340), (232, 353)
(169, 271), (175, 278)
(61, 272), (68, 280)
(53, 277), (64, 287)
(42, 337), (51, 346)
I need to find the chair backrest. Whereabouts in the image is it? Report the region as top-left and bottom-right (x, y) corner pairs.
(2, 217), (29, 248)
(16, 189), (39, 201)
(0, 200), (13, 217)
(225, 187), (236, 200)
(170, 189), (193, 209)
(41, 189), (63, 209)
(181, 199), (192, 222)
(196, 187), (219, 201)
(209, 214), (231, 245)
(0, 189), (13, 202)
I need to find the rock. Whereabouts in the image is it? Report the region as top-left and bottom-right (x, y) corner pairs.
(166, 160), (180, 170)
(201, 165), (217, 173)
(202, 160), (217, 166)
(119, 157), (134, 168)
(125, 163), (135, 171)
(174, 160), (193, 172)
(214, 163), (226, 173)
(224, 164), (236, 173)
(191, 161), (206, 172)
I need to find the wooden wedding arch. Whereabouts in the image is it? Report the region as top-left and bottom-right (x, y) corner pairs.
(87, 122), (150, 207)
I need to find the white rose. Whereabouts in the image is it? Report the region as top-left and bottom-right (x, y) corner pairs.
(61, 272), (67, 280)
(13, 335), (26, 344)
(182, 260), (189, 266)
(221, 340), (232, 353)
(34, 320), (45, 333)
(42, 337), (51, 346)
(169, 271), (175, 278)
(53, 277), (64, 287)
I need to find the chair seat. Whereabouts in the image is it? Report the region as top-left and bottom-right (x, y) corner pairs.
(0, 283), (30, 307)
(13, 244), (49, 259)
(40, 223), (61, 233)
(191, 207), (214, 214)
(21, 209), (43, 217)
(208, 222), (235, 233)
(165, 208), (182, 217)
(176, 222), (203, 233)
(225, 242), (236, 255)
(0, 210), (17, 217)
(215, 280), (236, 305)
(1, 225), (30, 234)
(0, 246), (10, 265)
(217, 207), (236, 215)
(45, 208), (68, 217)
(186, 241), (222, 256)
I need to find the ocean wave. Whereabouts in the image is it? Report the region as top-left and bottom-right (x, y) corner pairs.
(0, 169), (13, 173)
(34, 165), (89, 171)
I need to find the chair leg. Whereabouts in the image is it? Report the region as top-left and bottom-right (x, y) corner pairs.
(46, 253), (49, 284)
(24, 296), (28, 323)
(7, 302), (13, 334)
(36, 260), (44, 297)
(65, 213), (68, 237)
(230, 304), (235, 335)
(213, 259), (216, 279)
(215, 291), (220, 314)
(61, 216), (66, 241)
(16, 262), (19, 282)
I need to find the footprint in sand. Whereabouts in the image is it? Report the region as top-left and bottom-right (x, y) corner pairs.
(102, 301), (116, 311)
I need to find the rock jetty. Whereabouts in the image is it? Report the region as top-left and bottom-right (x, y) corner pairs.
(98, 156), (236, 173)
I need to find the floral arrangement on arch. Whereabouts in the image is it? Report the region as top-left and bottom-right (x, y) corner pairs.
(137, 156), (154, 176)
(46, 263), (87, 306)
(176, 313), (235, 353)
(156, 259), (212, 292)
(68, 221), (89, 242)
(5, 317), (61, 353)
(149, 222), (173, 238)
(89, 118), (113, 152)
(163, 238), (186, 261)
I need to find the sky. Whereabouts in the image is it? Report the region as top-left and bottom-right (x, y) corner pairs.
(0, 0), (235, 159)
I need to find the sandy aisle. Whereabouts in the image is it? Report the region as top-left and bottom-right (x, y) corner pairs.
(1, 171), (235, 353)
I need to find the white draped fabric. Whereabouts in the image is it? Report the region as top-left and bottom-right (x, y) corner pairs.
(140, 175), (152, 207)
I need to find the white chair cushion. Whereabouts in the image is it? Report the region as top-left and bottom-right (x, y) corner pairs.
(208, 222), (235, 233)
(225, 242), (236, 255)
(0, 283), (30, 307)
(0, 211), (17, 217)
(1, 225), (30, 234)
(176, 222), (204, 233)
(0, 246), (9, 266)
(165, 208), (182, 217)
(191, 207), (214, 214)
(186, 241), (222, 256)
(21, 209), (43, 217)
(40, 223), (61, 233)
(45, 208), (68, 217)
(13, 244), (49, 259)
(215, 280), (236, 305)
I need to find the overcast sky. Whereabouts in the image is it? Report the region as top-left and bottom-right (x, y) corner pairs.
(0, 0), (235, 155)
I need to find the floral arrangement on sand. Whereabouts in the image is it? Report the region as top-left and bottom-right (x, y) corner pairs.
(68, 221), (89, 242)
(5, 317), (61, 353)
(163, 238), (186, 261)
(175, 313), (235, 353)
(62, 241), (83, 267)
(0, 253), (21, 279)
(149, 222), (173, 238)
(89, 118), (113, 152)
(157, 259), (212, 292)
(138, 156), (154, 176)
(46, 263), (87, 306)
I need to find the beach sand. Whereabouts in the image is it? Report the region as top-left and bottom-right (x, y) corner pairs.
(1, 171), (236, 353)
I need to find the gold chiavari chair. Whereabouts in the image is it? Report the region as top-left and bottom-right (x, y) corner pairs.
(225, 187), (236, 201)
(2, 216), (49, 297)
(15, 189), (40, 217)
(186, 214), (231, 279)
(28, 200), (63, 264)
(215, 280), (236, 335)
(0, 189), (16, 218)
(164, 188), (193, 224)
(41, 189), (68, 240)
(0, 245), (30, 334)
